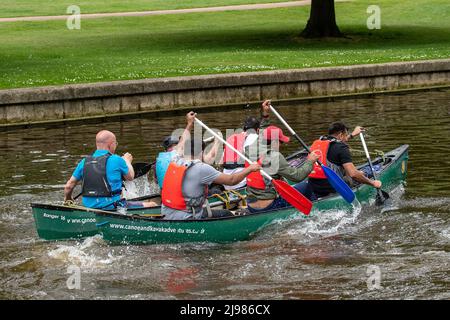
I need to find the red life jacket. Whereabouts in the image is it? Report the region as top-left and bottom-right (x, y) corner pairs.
(308, 139), (331, 179)
(161, 161), (208, 211)
(222, 132), (246, 166)
(245, 158), (266, 190)
(161, 162), (188, 210)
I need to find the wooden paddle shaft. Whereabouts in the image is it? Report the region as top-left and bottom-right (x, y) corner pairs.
(194, 118), (273, 181)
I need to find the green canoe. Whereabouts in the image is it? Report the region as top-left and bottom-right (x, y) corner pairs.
(94, 144), (409, 245)
(31, 145), (408, 243)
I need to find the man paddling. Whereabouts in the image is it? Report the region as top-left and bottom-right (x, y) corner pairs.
(242, 100), (320, 213)
(154, 112), (195, 189)
(154, 111), (219, 189)
(64, 130), (157, 210)
(245, 125), (320, 213)
(161, 137), (261, 220)
(296, 122), (382, 200)
(221, 116), (260, 190)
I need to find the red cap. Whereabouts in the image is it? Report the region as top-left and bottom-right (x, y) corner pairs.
(263, 125), (290, 143)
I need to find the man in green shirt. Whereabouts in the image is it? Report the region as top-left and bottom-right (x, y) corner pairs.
(245, 100), (320, 213)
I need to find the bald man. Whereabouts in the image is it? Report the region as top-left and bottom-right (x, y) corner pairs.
(64, 130), (156, 210)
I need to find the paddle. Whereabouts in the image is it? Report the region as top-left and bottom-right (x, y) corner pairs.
(194, 117), (313, 215)
(133, 161), (156, 179)
(269, 104), (356, 203)
(359, 133), (390, 205)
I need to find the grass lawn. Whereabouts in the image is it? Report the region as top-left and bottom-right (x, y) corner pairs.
(0, 0), (449, 89)
(0, 0), (299, 18)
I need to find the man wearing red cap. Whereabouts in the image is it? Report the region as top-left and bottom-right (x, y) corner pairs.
(244, 101), (320, 213)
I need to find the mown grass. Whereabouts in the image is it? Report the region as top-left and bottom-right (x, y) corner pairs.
(0, 0), (298, 18)
(0, 0), (449, 89)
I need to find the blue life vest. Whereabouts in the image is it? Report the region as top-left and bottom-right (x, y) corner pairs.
(155, 150), (177, 188)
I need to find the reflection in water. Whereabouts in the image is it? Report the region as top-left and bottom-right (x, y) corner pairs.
(166, 267), (199, 295)
(0, 88), (449, 299)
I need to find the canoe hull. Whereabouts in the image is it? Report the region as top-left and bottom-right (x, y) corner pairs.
(97, 207), (298, 245)
(32, 204), (98, 240)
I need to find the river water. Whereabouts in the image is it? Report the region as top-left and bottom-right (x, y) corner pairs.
(0, 89), (449, 299)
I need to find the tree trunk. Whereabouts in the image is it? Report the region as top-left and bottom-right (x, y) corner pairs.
(301, 0), (342, 38)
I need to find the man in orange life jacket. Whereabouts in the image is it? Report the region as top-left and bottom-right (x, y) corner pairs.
(296, 122), (382, 200)
(154, 112), (220, 190)
(161, 137), (261, 220)
(245, 123), (320, 214)
(154, 111), (195, 189)
(222, 116), (261, 190)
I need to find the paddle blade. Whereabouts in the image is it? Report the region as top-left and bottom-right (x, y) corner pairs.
(133, 162), (153, 179)
(322, 165), (355, 203)
(272, 179), (313, 215)
(375, 189), (390, 206)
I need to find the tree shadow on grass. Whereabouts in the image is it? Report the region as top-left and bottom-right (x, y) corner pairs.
(88, 25), (450, 53)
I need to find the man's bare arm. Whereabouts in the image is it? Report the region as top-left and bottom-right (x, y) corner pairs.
(64, 176), (79, 201)
(122, 153), (135, 181)
(343, 162), (381, 188)
(203, 138), (221, 165)
(175, 111), (196, 155)
(213, 163), (261, 186)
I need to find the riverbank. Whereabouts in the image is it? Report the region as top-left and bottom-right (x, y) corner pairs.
(0, 59), (449, 128)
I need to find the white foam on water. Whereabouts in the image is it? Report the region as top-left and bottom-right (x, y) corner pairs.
(441, 228), (450, 240)
(123, 180), (139, 199)
(123, 175), (154, 199)
(47, 235), (121, 270)
(287, 201), (362, 239)
(31, 159), (54, 163)
(1, 212), (18, 222)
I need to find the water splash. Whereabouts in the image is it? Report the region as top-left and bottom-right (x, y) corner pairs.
(47, 235), (120, 270)
(286, 201), (362, 240)
(123, 175), (155, 199)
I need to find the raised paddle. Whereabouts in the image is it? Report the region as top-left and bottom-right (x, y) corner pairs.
(194, 117), (313, 215)
(359, 133), (390, 205)
(269, 104), (355, 203)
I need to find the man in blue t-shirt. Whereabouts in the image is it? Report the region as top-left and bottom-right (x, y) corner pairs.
(64, 130), (157, 210)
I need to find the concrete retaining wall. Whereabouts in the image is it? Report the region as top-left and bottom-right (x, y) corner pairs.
(1, 59), (449, 127)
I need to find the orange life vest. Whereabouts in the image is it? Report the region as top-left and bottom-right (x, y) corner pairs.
(245, 158), (266, 190)
(308, 139), (331, 179)
(222, 132), (246, 167)
(161, 162), (189, 210)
